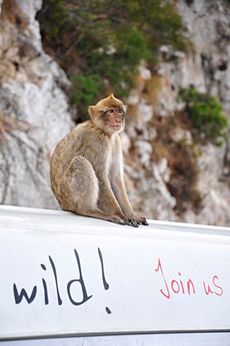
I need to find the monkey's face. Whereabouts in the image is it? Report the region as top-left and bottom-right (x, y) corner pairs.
(89, 94), (126, 135)
(101, 107), (125, 134)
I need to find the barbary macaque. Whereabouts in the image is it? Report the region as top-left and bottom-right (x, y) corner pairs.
(50, 94), (148, 227)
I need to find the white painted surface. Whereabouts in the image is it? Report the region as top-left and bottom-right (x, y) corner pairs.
(0, 206), (230, 341)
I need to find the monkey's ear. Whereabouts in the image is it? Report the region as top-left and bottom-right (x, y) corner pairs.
(123, 104), (127, 113)
(88, 106), (96, 118)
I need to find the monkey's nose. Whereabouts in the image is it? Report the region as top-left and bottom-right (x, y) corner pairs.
(115, 116), (122, 124)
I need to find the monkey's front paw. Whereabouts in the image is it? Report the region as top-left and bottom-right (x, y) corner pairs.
(137, 216), (149, 226)
(127, 218), (139, 228)
(126, 215), (149, 227)
(122, 215), (139, 228)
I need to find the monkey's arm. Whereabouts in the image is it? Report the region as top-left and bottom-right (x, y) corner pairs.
(110, 136), (148, 226)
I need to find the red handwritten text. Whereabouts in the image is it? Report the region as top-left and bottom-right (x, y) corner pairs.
(154, 258), (224, 300)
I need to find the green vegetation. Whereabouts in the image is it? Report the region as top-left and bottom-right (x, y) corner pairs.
(71, 74), (104, 110)
(179, 88), (228, 146)
(37, 0), (188, 117)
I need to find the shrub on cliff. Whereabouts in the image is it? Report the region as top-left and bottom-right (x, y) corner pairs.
(37, 0), (188, 118)
(179, 88), (228, 146)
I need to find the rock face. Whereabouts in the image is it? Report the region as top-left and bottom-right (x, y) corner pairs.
(0, 0), (73, 208)
(0, 0), (229, 226)
(124, 0), (230, 226)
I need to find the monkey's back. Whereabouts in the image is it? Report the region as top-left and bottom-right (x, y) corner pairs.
(50, 120), (110, 196)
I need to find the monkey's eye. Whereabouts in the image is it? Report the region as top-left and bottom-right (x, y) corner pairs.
(106, 108), (123, 114)
(116, 107), (123, 114)
(104, 108), (115, 115)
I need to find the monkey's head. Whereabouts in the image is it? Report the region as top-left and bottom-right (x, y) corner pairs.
(88, 94), (126, 135)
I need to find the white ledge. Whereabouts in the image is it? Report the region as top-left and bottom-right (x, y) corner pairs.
(0, 205), (230, 238)
(0, 205), (230, 340)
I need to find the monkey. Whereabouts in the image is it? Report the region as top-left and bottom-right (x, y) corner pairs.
(50, 94), (148, 227)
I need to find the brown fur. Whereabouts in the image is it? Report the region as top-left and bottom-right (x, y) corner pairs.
(50, 94), (148, 227)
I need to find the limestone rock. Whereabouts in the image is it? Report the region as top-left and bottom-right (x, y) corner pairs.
(124, 0), (230, 226)
(0, 0), (73, 208)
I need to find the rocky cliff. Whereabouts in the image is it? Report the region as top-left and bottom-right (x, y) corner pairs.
(0, 0), (73, 208)
(0, 0), (229, 225)
(123, 0), (230, 226)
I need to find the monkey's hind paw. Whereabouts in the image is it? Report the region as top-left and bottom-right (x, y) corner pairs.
(109, 215), (127, 226)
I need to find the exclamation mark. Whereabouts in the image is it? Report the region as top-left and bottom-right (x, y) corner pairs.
(98, 247), (111, 315)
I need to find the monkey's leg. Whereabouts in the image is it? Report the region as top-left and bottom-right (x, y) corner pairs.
(57, 156), (126, 225)
(97, 178), (125, 216)
(96, 178), (137, 227)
